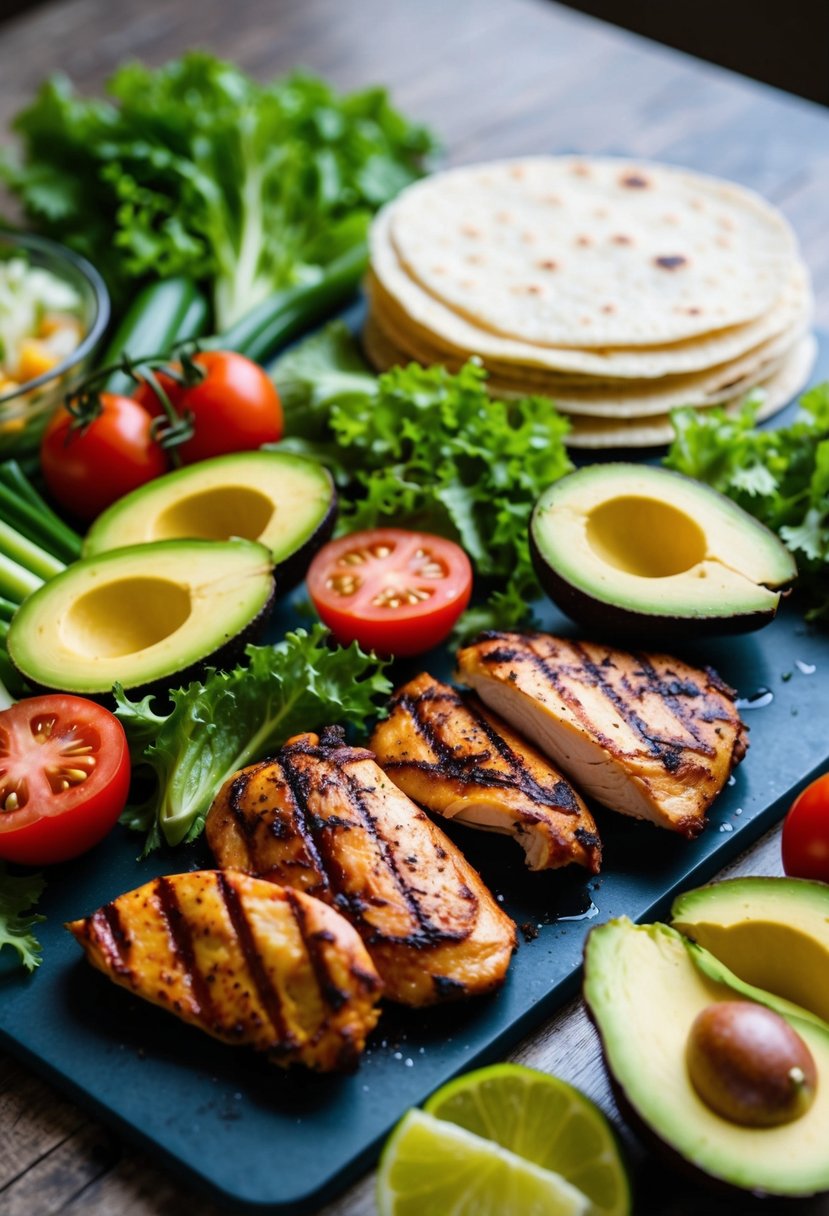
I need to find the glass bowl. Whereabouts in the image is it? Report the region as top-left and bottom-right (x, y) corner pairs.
(0, 231), (110, 456)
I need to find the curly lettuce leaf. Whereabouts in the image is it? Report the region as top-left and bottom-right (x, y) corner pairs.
(665, 386), (829, 621)
(115, 626), (391, 853)
(0, 864), (46, 972)
(2, 56), (435, 326)
(272, 326), (573, 632)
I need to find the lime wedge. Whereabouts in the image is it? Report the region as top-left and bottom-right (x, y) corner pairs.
(377, 1108), (590, 1216)
(424, 1064), (631, 1216)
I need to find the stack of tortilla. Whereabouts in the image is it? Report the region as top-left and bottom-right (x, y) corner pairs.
(364, 157), (815, 447)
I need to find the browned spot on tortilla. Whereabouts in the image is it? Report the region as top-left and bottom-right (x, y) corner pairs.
(460, 279), (477, 289)
(461, 224), (481, 239)
(719, 215), (735, 231)
(654, 255), (688, 270)
(571, 163), (591, 177)
(538, 259), (558, 271)
(687, 306), (702, 315)
(600, 303), (616, 314)
(432, 265), (448, 276)
(466, 253), (484, 265)
(522, 231), (537, 245)
(690, 198), (705, 211)
(580, 315), (593, 325)
(575, 235), (593, 247)
(662, 213), (679, 225)
(512, 284), (543, 296)
(593, 207), (608, 219)
(510, 165), (526, 180)
(716, 235), (732, 249)
(610, 234), (632, 246)
(620, 173), (650, 188)
(543, 193), (562, 205)
(496, 210), (513, 224)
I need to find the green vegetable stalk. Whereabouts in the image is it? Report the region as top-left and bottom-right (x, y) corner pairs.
(116, 626), (391, 854)
(271, 323), (574, 633)
(1, 55), (435, 330)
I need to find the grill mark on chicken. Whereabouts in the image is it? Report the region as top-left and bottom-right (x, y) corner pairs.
(215, 870), (295, 1048)
(274, 759), (334, 900)
(339, 762), (470, 948)
(155, 877), (218, 1024)
(280, 736), (468, 949)
(284, 886), (348, 1012)
(90, 904), (132, 978)
(391, 687), (580, 813)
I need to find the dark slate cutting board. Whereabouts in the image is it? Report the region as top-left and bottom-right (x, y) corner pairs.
(1, 335), (828, 1214)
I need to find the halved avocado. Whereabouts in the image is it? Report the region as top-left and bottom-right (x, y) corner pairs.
(584, 918), (829, 1197)
(530, 464), (797, 639)
(7, 539), (274, 697)
(83, 451), (336, 592)
(672, 877), (829, 1024)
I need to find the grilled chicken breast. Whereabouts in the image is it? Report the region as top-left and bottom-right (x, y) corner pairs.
(370, 673), (601, 873)
(206, 727), (517, 1006)
(67, 870), (382, 1071)
(456, 632), (748, 838)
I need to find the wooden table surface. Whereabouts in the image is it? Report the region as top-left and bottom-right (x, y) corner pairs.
(2, 2), (829, 1213)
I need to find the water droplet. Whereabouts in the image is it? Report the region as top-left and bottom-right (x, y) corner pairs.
(796, 660), (816, 675)
(735, 688), (774, 710)
(719, 822), (734, 832)
(734, 807), (744, 816)
(727, 774), (736, 786)
(557, 900), (599, 922)
(404, 1058), (414, 1068)
(393, 1051), (403, 1060)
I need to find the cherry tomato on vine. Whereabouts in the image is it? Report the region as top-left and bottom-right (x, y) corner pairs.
(0, 695), (131, 866)
(782, 772), (829, 883)
(40, 394), (167, 522)
(307, 528), (473, 657)
(133, 350), (283, 464)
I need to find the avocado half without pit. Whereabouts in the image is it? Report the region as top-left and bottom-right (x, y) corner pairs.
(7, 538), (274, 697)
(83, 450), (336, 592)
(530, 464), (797, 639)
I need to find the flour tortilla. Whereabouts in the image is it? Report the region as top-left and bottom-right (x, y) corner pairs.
(364, 298), (808, 418)
(563, 334), (817, 448)
(369, 208), (811, 379)
(385, 157), (798, 348)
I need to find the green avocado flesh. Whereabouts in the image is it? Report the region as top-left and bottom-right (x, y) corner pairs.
(584, 919), (829, 1197)
(531, 464), (797, 635)
(83, 451), (335, 586)
(672, 877), (829, 1025)
(8, 539), (274, 695)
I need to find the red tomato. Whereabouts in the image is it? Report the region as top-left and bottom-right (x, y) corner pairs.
(782, 772), (829, 883)
(133, 351), (283, 464)
(0, 696), (131, 866)
(41, 394), (167, 522)
(307, 528), (473, 657)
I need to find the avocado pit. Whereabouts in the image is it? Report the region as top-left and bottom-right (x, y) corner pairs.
(686, 1000), (817, 1127)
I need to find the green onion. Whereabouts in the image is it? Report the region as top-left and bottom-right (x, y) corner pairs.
(0, 482), (81, 564)
(0, 520), (64, 582)
(0, 598), (17, 623)
(0, 460), (43, 511)
(0, 553), (43, 604)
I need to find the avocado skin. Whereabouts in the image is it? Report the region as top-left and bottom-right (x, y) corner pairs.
(582, 925), (829, 1200)
(273, 484), (337, 593)
(529, 525), (783, 643)
(14, 581), (275, 708)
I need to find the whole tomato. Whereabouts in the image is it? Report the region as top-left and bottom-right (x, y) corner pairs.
(782, 773), (829, 883)
(133, 350), (283, 464)
(40, 394), (168, 522)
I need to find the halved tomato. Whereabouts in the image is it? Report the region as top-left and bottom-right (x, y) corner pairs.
(307, 528), (473, 657)
(0, 695), (131, 866)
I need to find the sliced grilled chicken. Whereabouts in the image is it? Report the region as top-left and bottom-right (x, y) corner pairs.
(206, 726), (517, 1006)
(456, 632), (748, 838)
(370, 672), (601, 873)
(67, 870), (382, 1071)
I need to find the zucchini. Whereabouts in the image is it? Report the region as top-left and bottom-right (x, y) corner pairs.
(215, 245), (368, 363)
(103, 278), (210, 396)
